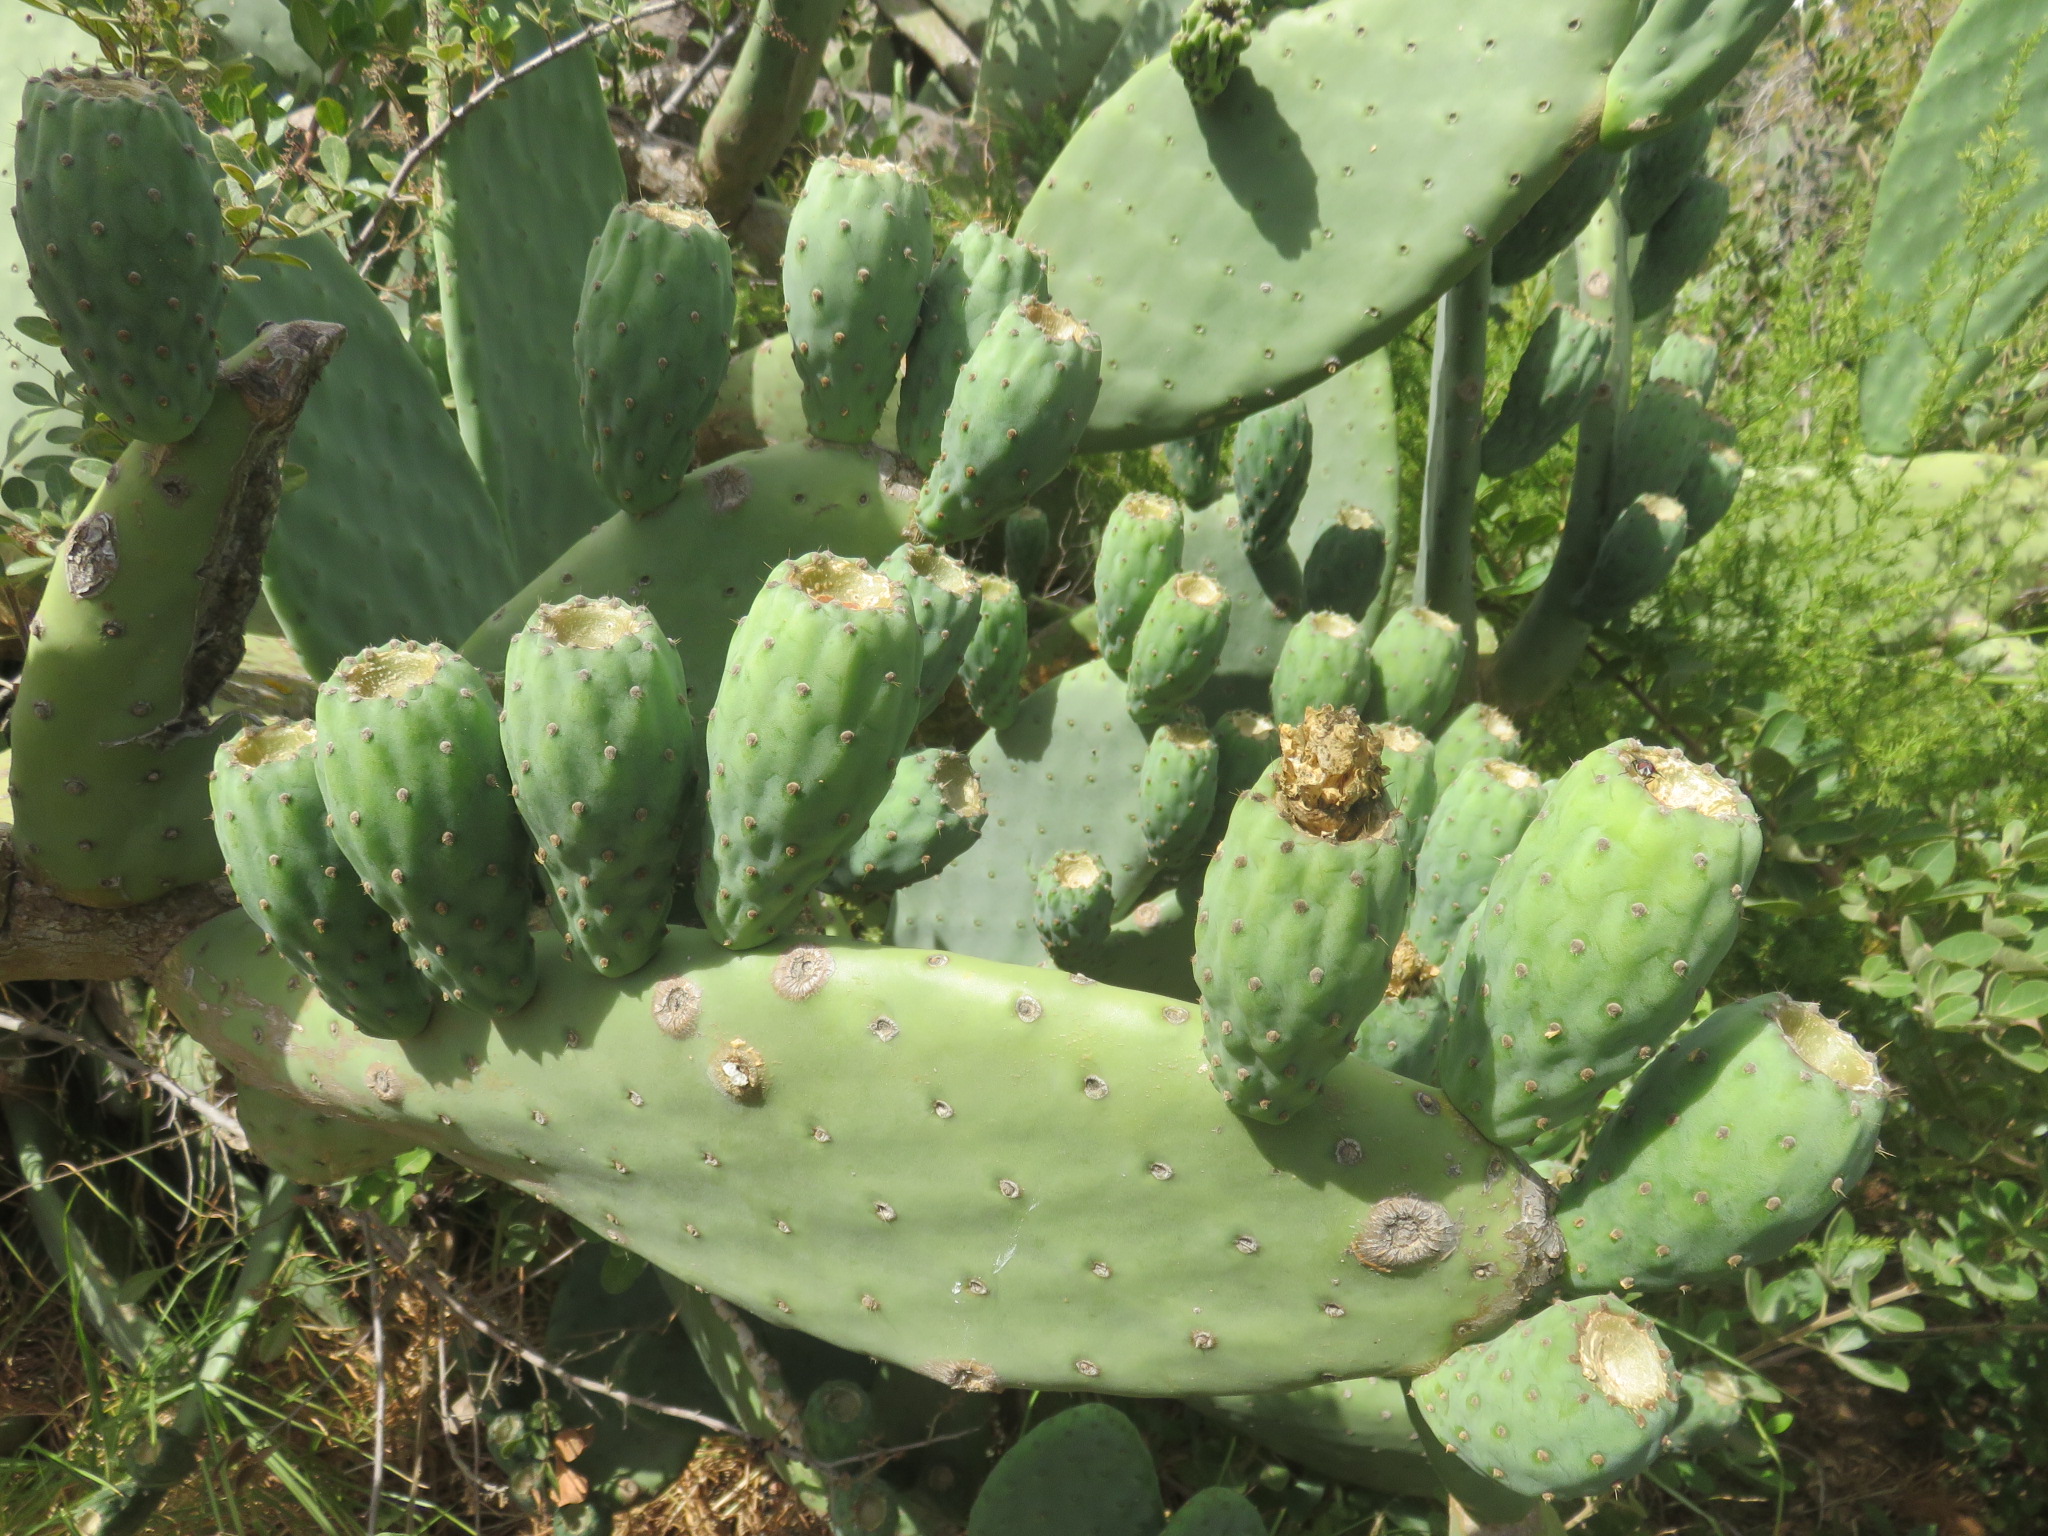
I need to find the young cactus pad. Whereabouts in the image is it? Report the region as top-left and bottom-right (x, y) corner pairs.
(1442, 741), (1763, 1146)
(783, 156), (934, 445)
(1559, 995), (1888, 1291)
(313, 641), (539, 1016)
(1195, 707), (1409, 1122)
(500, 596), (693, 978)
(917, 299), (1103, 543)
(211, 720), (436, 1040)
(699, 552), (923, 948)
(828, 749), (988, 896)
(574, 201), (736, 510)
(897, 223), (1050, 470)
(1126, 571), (1233, 723)
(14, 69), (230, 441)
(166, 916), (1566, 1397)
(1098, 492), (1189, 677)
(1408, 1295), (1680, 1499)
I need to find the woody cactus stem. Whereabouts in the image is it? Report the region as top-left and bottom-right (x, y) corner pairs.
(1413, 261), (1489, 694)
(1490, 198), (1632, 711)
(696, 0), (851, 226)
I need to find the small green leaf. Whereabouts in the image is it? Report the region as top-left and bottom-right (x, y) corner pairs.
(13, 314), (59, 347)
(10, 380), (54, 407)
(1829, 1352), (1910, 1392)
(5, 554), (52, 577)
(68, 457), (111, 489)
(1858, 1304), (1925, 1334)
(2, 476), (39, 511)
(280, 462), (309, 495)
(1933, 930), (2002, 967)
(248, 249), (314, 271)
(314, 95), (349, 136)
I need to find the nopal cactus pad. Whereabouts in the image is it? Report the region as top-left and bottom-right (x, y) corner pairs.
(698, 553), (922, 948)
(167, 916), (1566, 1397)
(211, 720), (436, 1040)
(14, 69), (230, 441)
(1196, 707), (1409, 1122)
(1408, 1295), (1680, 1498)
(1560, 994), (1888, 1291)
(314, 641), (539, 1015)
(501, 596), (694, 979)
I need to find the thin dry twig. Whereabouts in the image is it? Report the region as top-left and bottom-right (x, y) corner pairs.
(0, 1008), (247, 1148)
(647, 7), (749, 135)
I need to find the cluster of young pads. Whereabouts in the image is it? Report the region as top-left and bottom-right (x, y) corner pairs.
(1, 26), (1897, 1533)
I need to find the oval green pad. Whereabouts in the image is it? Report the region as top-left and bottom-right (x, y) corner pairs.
(1407, 1295), (1678, 1499)
(212, 723), (436, 1037)
(1859, 0), (2048, 453)
(1189, 1375), (1440, 1498)
(892, 660), (1152, 965)
(1601, 0), (1793, 148)
(1160, 1486), (1261, 1536)
(171, 913), (1563, 1395)
(1479, 306), (1614, 481)
(968, 1403), (1161, 1536)
(1559, 994), (1886, 1292)
(434, 25), (623, 579)
(1015, 0), (1636, 449)
(222, 234), (516, 678)
(462, 441), (908, 734)
(1628, 174), (1729, 317)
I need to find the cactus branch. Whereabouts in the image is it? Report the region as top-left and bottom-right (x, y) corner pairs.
(1413, 260), (1490, 686)
(0, 830), (235, 985)
(697, 0), (851, 225)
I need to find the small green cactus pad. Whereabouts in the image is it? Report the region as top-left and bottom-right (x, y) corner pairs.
(501, 596), (694, 979)
(1628, 174), (1730, 317)
(1409, 759), (1545, 970)
(899, 223), (1050, 470)
(1139, 721), (1219, 872)
(917, 300), (1102, 543)
(168, 914), (1566, 1395)
(1179, 496), (1303, 714)
(1648, 329), (1721, 402)
(1099, 491), (1189, 676)
(1559, 995), (1888, 1291)
(1004, 505), (1053, 594)
(212, 720), (436, 1038)
(1156, 426), (1227, 508)
(1441, 740), (1762, 1146)
(1369, 608), (1466, 736)
(1613, 378), (1711, 508)
(1302, 509), (1387, 622)
(1269, 611), (1379, 729)
(236, 1084), (423, 1185)
(1017, 0), (1636, 448)
(1361, 938), (1450, 1083)
(1232, 395), (1312, 561)
(462, 441), (908, 735)
(1490, 145), (1620, 288)
(222, 235), (517, 678)
(958, 573), (1030, 730)
(883, 541), (984, 720)
(14, 69), (229, 441)
(1480, 306), (1615, 480)
(1161, 1486), (1262, 1536)
(699, 552), (923, 949)
(314, 641), (539, 1015)
(1860, 0), (2048, 453)
(1189, 1374), (1441, 1498)
(785, 156), (934, 445)
(9, 322), (343, 908)
(1601, 0), (1793, 148)
(1294, 350), (1402, 634)
(1169, 0), (1257, 109)
(1196, 708), (1409, 1122)
(434, 27), (623, 579)
(1572, 493), (1688, 626)
(968, 1403), (1161, 1536)
(575, 201), (736, 511)
(1409, 1295), (1679, 1498)
(1431, 703), (1523, 784)
(1035, 848), (1117, 961)
(1618, 111), (1713, 233)
(1676, 442), (1744, 547)
(828, 748), (988, 895)
(1374, 723), (1438, 859)
(1663, 1369), (1750, 1457)
(1127, 570), (1233, 724)
(894, 660), (1152, 965)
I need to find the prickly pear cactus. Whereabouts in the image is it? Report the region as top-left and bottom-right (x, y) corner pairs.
(14, 68), (230, 440)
